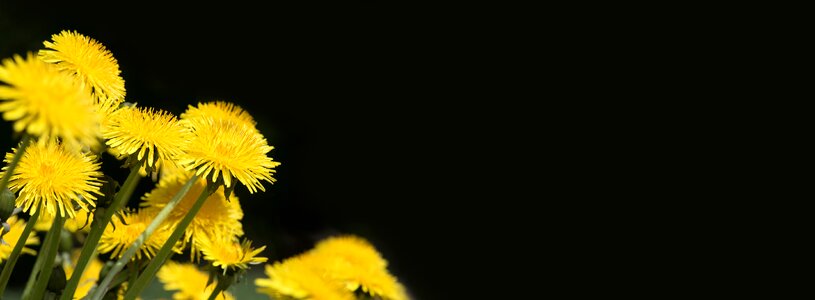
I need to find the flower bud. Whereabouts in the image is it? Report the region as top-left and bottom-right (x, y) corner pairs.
(0, 188), (16, 221)
(47, 265), (67, 294)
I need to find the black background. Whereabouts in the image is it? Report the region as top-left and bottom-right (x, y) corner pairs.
(0, 1), (491, 299)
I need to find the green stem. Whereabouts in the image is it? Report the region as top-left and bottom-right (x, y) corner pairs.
(60, 166), (141, 300)
(22, 212), (55, 298)
(85, 269), (129, 299)
(0, 134), (31, 193)
(0, 134), (32, 296)
(123, 183), (216, 300)
(206, 283), (227, 300)
(25, 213), (65, 300)
(90, 175), (198, 300)
(0, 209), (40, 295)
(128, 260), (137, 285)
(112, 270), (130, 290)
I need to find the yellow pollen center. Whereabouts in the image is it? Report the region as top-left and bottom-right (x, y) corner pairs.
(217, 244), (242, 263)
(214, 143), (235, 157)
(38, 163), (56, 177)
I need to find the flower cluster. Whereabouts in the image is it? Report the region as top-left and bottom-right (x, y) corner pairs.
(0, 30), (407, 300)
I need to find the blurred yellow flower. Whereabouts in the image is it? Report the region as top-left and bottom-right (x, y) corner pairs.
(39, 30), (125, 115)
(181, 101), (257, 132)
(35, 209), (92, 233)
(257, 236), (408, 300)
(103, 106), (190, 172)
(65, 250), (104, 299)
(180, 118), (279, 193)
(255, 256), (352, 300)
(0, 53), (101, 149)
(0, 215), (40, 263)
(98, 208), (177, 260)
(312, 236), (387, 269)
(157, 261), (235, 300)
(196, 233), (266, 274)
(1, 141), (103, 218)
(141, 175), (243, 259)
(310, 236), (408, 300)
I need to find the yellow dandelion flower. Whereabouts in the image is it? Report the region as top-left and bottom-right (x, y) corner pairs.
(0, 215), (40, 263)
(97, 208), (177, 260)
(312, 236), (388, 269)
(196, 233), (267, 274)
(65, 250), (104, 299)
(158, 261), (235, 300)
(255, 257), (353, 300)
(0, 53), (101, 149)
(103, 106), (190, 172)
(180, 118), (279, 193)
(1, 141), (103, 218)
(35, 209), (92, 233)
(310, 236), (408, 300)
(141, 175), (243, 259)
(181, 101), (257, 131)
(39, 30), (125, 115)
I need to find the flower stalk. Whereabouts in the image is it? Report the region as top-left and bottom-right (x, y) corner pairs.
(60, 166), (141, 300)
(206, 280), (229, 300)
(23, 212), (64, 299)
(123, 182), (217, 300)
(90, 174), (199, 299)
(0, 134), (31, 193)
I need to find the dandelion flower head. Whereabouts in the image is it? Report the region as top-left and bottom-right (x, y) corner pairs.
(180, 117), (279, 193)
(0, 53), (101, 149)
(181, 101), (257, 131)
(255, 256), (352, 300)
(103, 106), (190, 173)
(196, 233), (267, 274)
(39, 30), (125, 115)
(1, 141), (103, 218)
(310, 236), (408, 300)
